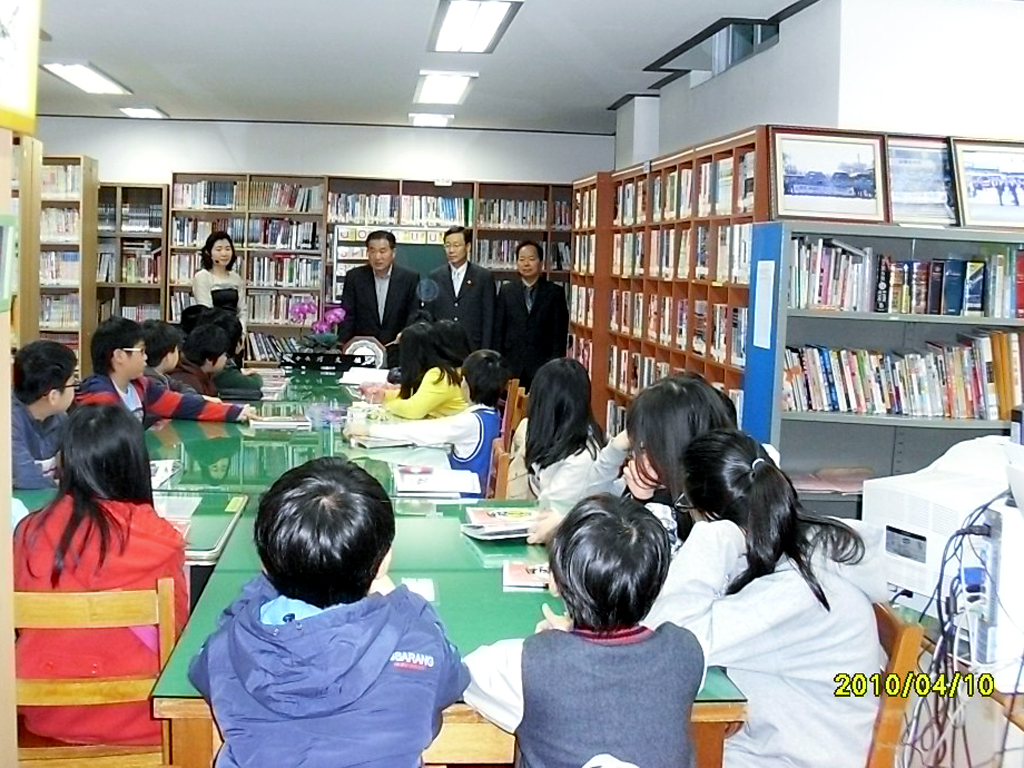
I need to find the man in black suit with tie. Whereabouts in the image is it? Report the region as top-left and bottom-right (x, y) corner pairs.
(494, 240), (569, 390)
(424, 226), (495, 351)
(337, 230), (420, 361)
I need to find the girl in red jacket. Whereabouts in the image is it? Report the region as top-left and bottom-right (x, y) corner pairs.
(14, 404), (189, 746)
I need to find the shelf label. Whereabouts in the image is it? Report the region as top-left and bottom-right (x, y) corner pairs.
(753, 260), (775, 350)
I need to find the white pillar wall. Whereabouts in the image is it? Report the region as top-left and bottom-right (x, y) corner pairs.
(614, 96), (661, 170)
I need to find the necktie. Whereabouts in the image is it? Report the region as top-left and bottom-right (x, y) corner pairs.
(525, 286), (534, 313)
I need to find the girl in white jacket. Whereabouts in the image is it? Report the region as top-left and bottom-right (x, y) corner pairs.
(645, 429), (886, 768)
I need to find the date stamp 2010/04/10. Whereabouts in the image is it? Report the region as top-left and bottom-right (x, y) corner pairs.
(834, 672), (995, 698)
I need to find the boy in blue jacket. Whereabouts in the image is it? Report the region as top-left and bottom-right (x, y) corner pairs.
(188, 457), (469, 768)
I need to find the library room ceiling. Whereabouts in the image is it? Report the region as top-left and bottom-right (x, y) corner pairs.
(37, 0), (798, 135)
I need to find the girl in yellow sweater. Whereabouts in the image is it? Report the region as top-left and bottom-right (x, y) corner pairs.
(383, 322), (468, 419)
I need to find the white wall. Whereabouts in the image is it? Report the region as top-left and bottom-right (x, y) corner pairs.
(615, 96), (661, 169)
(657, 0), (843, 156)
(837, 0), (1024, 139)
(35, 117), (615, 185)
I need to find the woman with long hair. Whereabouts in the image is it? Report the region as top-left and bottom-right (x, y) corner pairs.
(645, 429), (885, 768)
(192, 230), (246, 321)
(14, 404), (189, 746)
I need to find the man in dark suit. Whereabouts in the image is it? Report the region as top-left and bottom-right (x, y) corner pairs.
(424, 226), (495, 351)
(337, 230), (420, 358)
(494, 240), (569, 390)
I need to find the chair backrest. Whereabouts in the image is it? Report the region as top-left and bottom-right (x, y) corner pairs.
(509, 387), (527, 437)
(14, 578), (177, 766)
(487, 437), (511, 499)
(866, 602), (924, 768)
(500, 378), (522, 452)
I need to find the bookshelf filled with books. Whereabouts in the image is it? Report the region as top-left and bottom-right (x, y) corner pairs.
(11, 135), (42, 347)
(170, 173), (327, 363)
(571, 127), (770, 433)
(744, 220), (1024, 513)
(37, 155), (99, 373)
(96, 183), (167, 327)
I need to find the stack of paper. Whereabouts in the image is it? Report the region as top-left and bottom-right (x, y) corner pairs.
(248, 415), (313, 431)
(459, 506), (537, 540)
(394, 466), (480, 497)
(150, 460), (183, 490)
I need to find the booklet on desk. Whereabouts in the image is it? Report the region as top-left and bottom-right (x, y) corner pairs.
(150, 460), (183, 490)
(339, 368), (390, 385)
(352, 435), (416, 449)
(248, 415), (313, 430)
(459, 506), (538, 540)
(503, 560), (550, 591)
(394, 466), (480, 497)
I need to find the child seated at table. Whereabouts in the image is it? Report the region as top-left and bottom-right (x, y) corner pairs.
(644, 430), (885, 768)
(169, 324), (231, 398)
(14, 404), (189, 745)
(464, 493), (704, 767)
(12, 339), (77, 489)
(371, 322), (469, 419)
(346, 349), (507, 490)
(197, 308), (264, 396)
(77, 316), (253, 424)
(188, 457), (470, 768)
(141, 319), (195, 394)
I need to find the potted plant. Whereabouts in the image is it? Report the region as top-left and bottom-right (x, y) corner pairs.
(282, 301), (351, 370)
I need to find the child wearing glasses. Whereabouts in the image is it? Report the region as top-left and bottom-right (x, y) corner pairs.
(77, 317), (254, 424)
(11, 340), (78, 489)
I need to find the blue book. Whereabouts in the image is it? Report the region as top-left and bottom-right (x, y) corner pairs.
(942, 259), (966, 316)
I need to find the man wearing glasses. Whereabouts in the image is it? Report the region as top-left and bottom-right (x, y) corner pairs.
(11, 340), (78, 489)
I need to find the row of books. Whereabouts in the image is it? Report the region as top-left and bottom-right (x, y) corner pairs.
(568, 333), (593, 379)
(119, 203), (164, 233)
(398, 196), (471, 227)
(574, 188), (598, 230)
(551, 200), (572, 230)
(782, 332), (1024, 421)
(573, 233), (595, 275)
(569, 285), (594, 327)
(247, 291), (318, 325)
(246, 218), (320, 250)
(327, 193), (401, 225)
(246, 332), (301, 362)
(98, 299), (161, 323)
(40, 251), (81, 286)
(609, 347), (672, 395)
(40, 294), (81, 329)
(168, 252), (208, 285)
(38, 332), (79, 355)
(250, 255), (323, 288)
(789, 238), (1023, 318)
(248, 182), (323, 212)
(41, 164), (84, 199)
(473, 240), (570, 271)
(173, 180), (245, 210)
(171, 216), (245, 248)
(40, 208), (81, 242)
(610, 223), (752, 283)
(477, 199), (549, 229)
(168, 290), (194, 324)
(96, 249), (162, 284)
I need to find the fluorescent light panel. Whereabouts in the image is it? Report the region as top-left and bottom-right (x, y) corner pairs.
(433, 0), (521, 53)
(42, 63), (131, 95)
(410, 113), (454, 127)
(415, 70), (477, 105)
(120, 107), (167, 119)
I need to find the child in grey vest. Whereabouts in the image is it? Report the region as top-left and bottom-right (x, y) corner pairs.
(464, 494), (704, 768)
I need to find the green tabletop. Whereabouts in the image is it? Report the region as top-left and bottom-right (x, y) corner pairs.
(153, 499), (745, 705)
(12, 489), (249, 565)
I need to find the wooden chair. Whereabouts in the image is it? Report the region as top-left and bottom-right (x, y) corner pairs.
(15, 578), (178, 767)
(487, 437), (511, 499)
(866, 602), (924, 768)
(509, 387), (527, 439)
(499, 378), (521, 452)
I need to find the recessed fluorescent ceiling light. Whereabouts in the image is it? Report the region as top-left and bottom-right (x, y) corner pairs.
(42, 63), (131, 95)
(120, 107), (167, 119)
(415, 71), (477, 105)
(410, 113), (454, 127)
(432, 0), (521, 53)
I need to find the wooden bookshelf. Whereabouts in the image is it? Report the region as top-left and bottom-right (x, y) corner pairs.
(38, 155), (99, 374)
(11, 135), (42, 347)
(97, 183), (167, 328)
(572, 127), (770, 431)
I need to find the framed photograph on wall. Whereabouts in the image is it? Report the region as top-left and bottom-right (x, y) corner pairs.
(0, 214), (18, 311)
(886, 138), (957, 225)
(953, 140), (1024, 229)
(773, 131), (885, 222)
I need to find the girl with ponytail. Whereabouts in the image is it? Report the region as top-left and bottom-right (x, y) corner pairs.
(646, 429), (886, 768)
